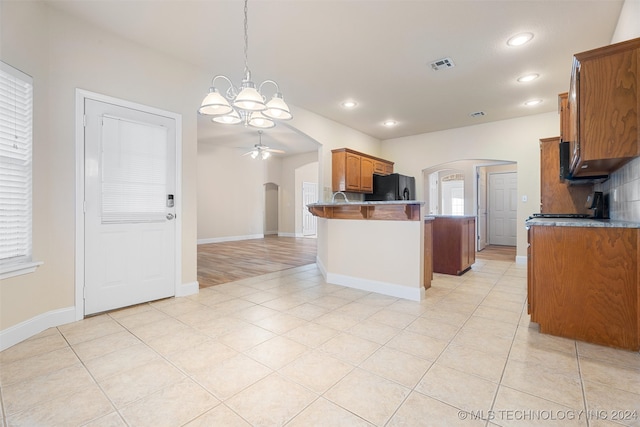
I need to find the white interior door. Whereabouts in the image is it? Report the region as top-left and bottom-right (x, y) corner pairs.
(488, 172), (517, 246)
(302, 181), (318, 236)
(477, 167), (487, 251)
(84, 99), (176, 315)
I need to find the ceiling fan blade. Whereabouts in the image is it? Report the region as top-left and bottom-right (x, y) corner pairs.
(266, 148), (285, 154)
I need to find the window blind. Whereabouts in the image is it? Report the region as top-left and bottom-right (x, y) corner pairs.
(0, 62), (33, 264)
(101, 115), (167, 223)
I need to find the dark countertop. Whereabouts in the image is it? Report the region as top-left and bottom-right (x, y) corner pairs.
(526, 217), (640, 228)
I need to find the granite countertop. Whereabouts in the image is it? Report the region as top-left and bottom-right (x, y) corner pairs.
(526, 217), (640, 228)
(429, 215), (477, 219)
(308, 200), (424, 207)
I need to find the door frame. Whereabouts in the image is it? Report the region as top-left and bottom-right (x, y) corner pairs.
(74, 89), (183, 321)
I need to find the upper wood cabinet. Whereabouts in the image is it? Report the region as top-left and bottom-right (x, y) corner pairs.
(539, 137), (592, 214)
(558, 92), (570, 142)
(568, 37), (640, 177)
(331, 148), (393, 193)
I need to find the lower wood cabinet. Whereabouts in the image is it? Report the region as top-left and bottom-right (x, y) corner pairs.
(528, 224), (640, 351)
(424, 219), (433, 289)
(432, 216), (476, 275)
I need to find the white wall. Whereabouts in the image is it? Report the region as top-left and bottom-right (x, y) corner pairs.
(611, 0), (640, 43)
(381, 112), (558, 258)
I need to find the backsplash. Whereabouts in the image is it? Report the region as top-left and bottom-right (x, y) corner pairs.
(595, 156), (640, 221)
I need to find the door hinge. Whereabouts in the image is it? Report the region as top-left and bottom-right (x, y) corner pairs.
(83, 115), (87, 127)
(83, 201), (87, 213)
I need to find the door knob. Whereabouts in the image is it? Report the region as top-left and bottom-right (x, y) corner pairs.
(166, 213), (175, 220)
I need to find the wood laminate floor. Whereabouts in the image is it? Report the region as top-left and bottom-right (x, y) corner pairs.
(198, 236), (317, 288)
(476, 244), (517, 262)
(198, 237), (516, 288)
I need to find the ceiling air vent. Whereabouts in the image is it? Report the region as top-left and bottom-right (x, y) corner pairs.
(470, 111), (486, 118)
(430, 57), (455, 71)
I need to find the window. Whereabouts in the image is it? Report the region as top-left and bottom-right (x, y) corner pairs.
(0, 61), (41, 279)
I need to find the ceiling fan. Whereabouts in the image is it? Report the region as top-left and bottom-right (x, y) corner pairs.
(243, 130), (285, 159)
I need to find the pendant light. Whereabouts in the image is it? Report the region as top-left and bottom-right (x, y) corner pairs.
(198, 0), (292, 129)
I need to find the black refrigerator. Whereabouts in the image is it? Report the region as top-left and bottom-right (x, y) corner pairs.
(365, 173), (416, 201)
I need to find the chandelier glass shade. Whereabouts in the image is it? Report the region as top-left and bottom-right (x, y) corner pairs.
(199, 0), (292, 129)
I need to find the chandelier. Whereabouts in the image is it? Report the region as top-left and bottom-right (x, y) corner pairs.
(198, 0), (292, 129)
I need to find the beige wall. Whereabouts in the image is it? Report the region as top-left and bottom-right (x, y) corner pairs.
(197, 144), (268, 241)
(381, 112), (559, 258)
(0, 1), (204, 331)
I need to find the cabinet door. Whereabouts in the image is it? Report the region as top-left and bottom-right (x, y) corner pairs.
(373, 161), (385, 175)
(360, 157), (374, 192)
(558, 92), (569, 142)
(384, 163), (394, 175)
(540, 137), (593, 214)
(345, 153), (361, 191)
(580, 48), (638, 163)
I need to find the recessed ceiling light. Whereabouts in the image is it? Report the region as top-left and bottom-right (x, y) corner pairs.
(507, 32), (534, 47)
(383, 120), (397, 127)
(341, 100), (357, 108)
(524, 99), (542, 106)
(517, 73), (539, 83)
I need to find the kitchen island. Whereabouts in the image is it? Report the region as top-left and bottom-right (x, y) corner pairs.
(308, 201), (429, 301)
(527, 217), (640, 350)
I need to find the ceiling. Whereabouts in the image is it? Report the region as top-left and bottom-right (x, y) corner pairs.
(45, 0), (624, 157)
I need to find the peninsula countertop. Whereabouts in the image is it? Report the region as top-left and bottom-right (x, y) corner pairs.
(307, 200), (424, 221)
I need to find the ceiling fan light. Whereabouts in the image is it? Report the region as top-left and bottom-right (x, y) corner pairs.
(233, 83), (266, 111)
(263, 93), (293, 120)
(199, 88), (233, 116)
(261, 150), (270, 160)
(248, 112), (275, 129)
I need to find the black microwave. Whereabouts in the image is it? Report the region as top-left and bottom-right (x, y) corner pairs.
(559, 141), (608, 183)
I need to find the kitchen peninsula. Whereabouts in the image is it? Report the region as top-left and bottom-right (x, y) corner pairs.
(308, 200), (430, 301)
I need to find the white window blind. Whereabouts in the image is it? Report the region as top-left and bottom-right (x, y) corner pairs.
(0, 62), (33, 265)
(101, 115), (167, 223)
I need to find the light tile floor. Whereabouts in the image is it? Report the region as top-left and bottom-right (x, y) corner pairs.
(1, 259), (639, 427)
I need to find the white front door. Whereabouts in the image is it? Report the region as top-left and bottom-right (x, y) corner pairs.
(302, 181), (318, 236)
(488, 172), (517, 246)
(84, 99), (176, 315)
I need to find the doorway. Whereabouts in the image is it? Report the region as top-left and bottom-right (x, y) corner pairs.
(488, 172), (518, 246)
(264, 183), (278, 235)
(76, 91), (182, 318)
(302, 181), (318, 236)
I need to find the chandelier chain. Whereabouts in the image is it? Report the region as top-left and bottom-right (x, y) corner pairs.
(243, 0), (249, 77)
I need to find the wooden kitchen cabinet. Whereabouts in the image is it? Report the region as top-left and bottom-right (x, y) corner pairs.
(539, 137), (592, 214)
(558, 92), (570, 143)
(332, 148), (394, 193)
(432, 216), (476, 275)
(528, 224), (640, 351)
(424, 218), (434, 289)
(568, 37), (640, 177)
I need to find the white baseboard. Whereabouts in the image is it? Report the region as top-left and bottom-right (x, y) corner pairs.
(316, 256), (327, 278)
(197, 234), (264, 245)
(326, 272), (424, 301)
(176, 281), (199, 297)
(277, 232), (296, 237)
(515, 255), (527, 265)
(0, 306), (76, 351)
